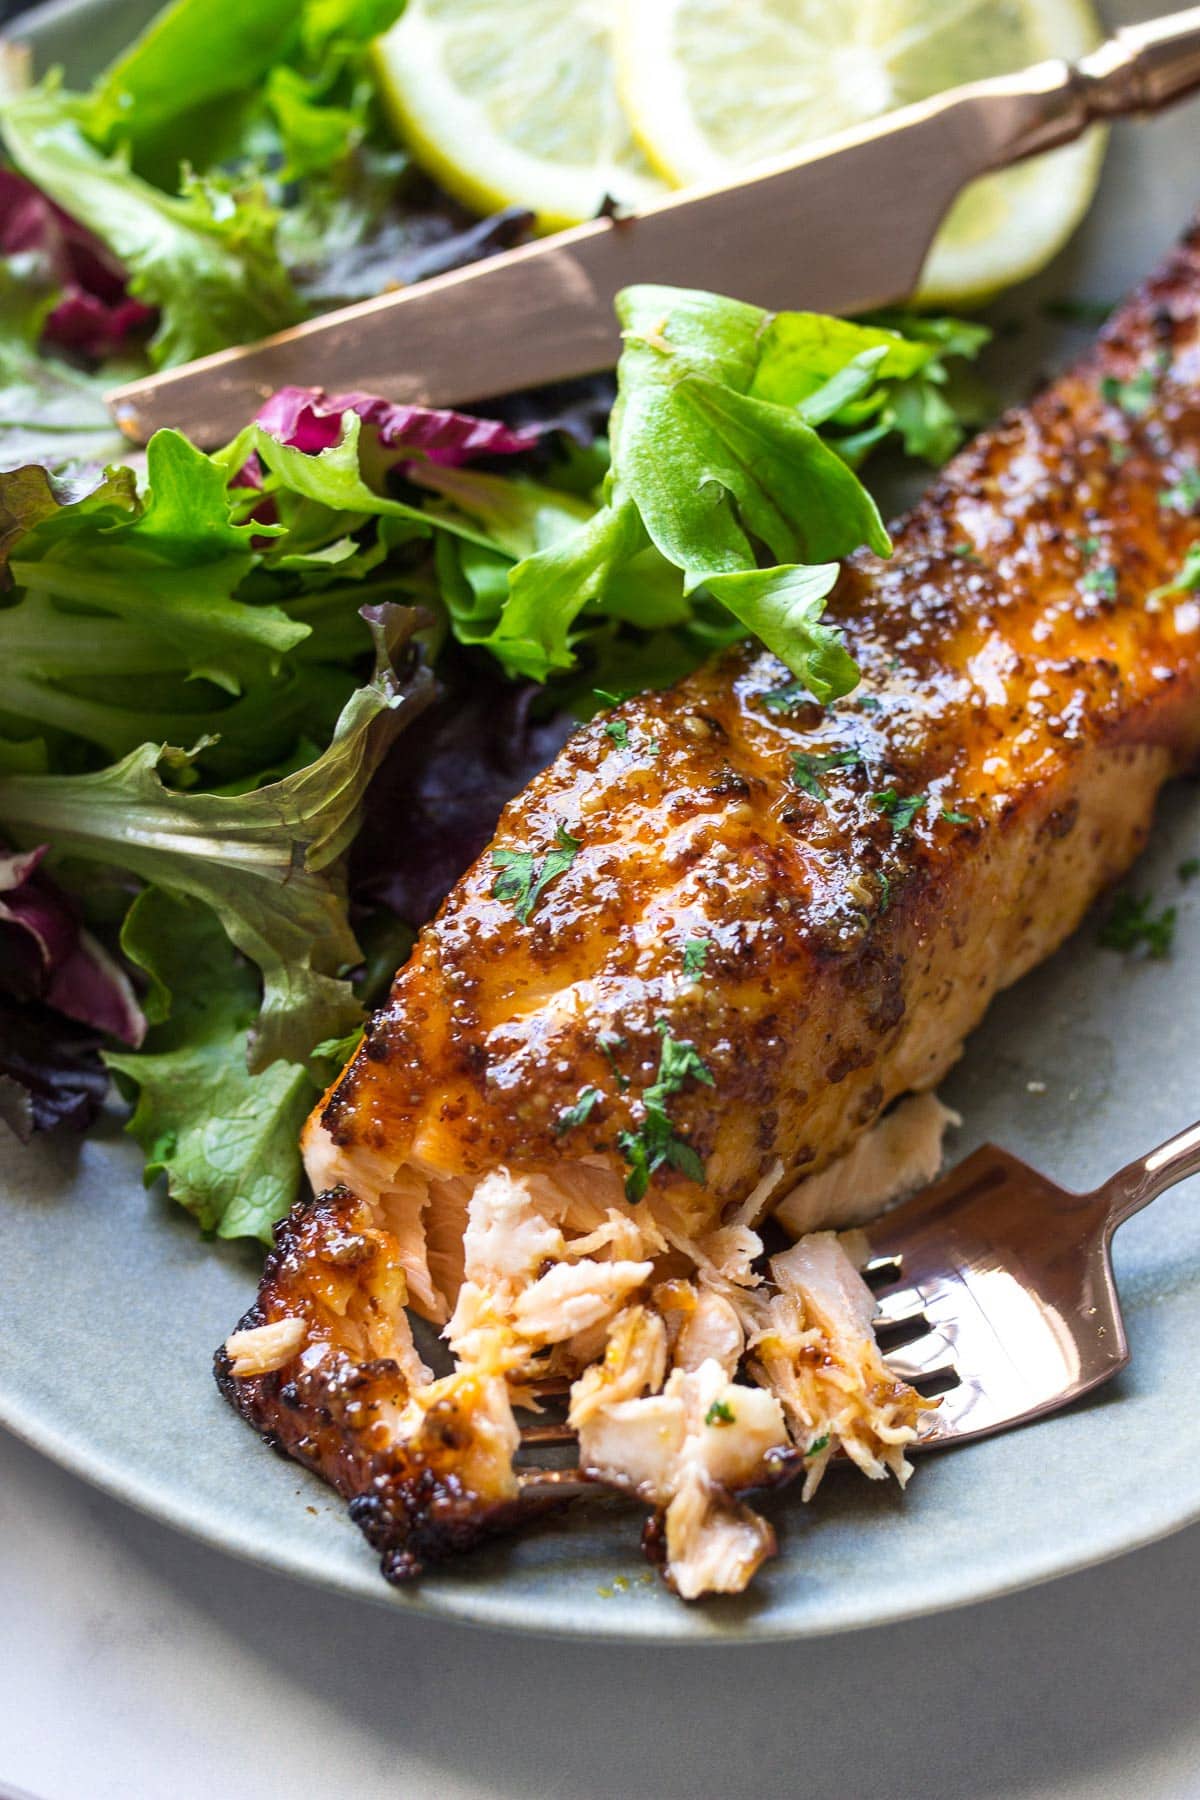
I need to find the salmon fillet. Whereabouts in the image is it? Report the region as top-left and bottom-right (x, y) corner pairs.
(218, 222), (1200, 1596)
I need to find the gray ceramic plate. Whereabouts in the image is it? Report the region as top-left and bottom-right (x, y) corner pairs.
(3, 0), (1200, 1643)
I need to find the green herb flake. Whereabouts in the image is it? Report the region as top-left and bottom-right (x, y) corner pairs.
(1081, 563), (1118, 601)
(492, 823), (581, 925)
(598, 1030), (630, 1091)
(941, 807), (972, 825)
(805, 1433), (831, 1457)
(618, 1020), (714, 1202)
(605, 719), (630, 749)
(877, 870), (891, 913)
(555, 1085), (601, 1137)
(1178, 858), (1200, 881)
(705, 1399), (736, 1427)
(950, 542), (982, 564)
(682, 937), (710, 979)
(1148, 545), (1200, 607)
(1101, 361), (1162, 419)
(792, 746), (865, 800)
(761, 679), (815, 715)
(857, 694), (882, 714)
(869, 789), (926, 831)
(1160, 468), (1200, 516)
(1099, 892), (1176, 960)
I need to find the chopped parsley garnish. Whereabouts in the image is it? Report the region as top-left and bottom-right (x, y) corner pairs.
(761, 679), (815, 715)
(792, 747), (865, 800)
(491, 824), (580, 925)
(1101, 358), (1165, 419)
(1149, 544), (1200, 606)
(858, 694), (882, 713)
(1179, 858), (1200, 881)
(1081, 563), (1118, 600)
(598, 1031), (630, 1090)
(595, 688), (631, 748)
(950, 542), (981, 564)
(805, 1433), (831, 1457)
(682, 937), (710, 979)
(941, 807), (972, 825)
(877, 871), (891, 913)
(554, 1086), (601, 1136)
(618, 1021), (714, 1203)
(869, 789), (926, 831)
(705, 1399), (736, 1427)
(1099, 892), (1176, 960)
(1074, 533), (1101, 558)
(1160, 467), (1200, 515)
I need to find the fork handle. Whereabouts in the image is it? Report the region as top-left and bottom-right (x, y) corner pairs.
(1101, 1117), (1200, 1231)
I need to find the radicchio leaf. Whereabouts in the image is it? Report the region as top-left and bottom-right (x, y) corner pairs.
(0, 997), (109, 1140)
(0, 169), (154, 361)
(254, 386), (540, 467)
(0, 842), (145, 1044)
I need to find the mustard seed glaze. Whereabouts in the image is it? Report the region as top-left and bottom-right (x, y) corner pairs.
(221, 223), (1200, 1585)
(318, 222), (1200, 1231)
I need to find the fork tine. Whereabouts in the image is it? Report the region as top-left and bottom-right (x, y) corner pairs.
(519, 1420), (577, 1447)
(517, 1466), (592, 1500)
(880, 1328), (957, 1386)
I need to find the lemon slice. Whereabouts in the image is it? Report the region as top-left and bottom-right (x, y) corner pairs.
(373, 0), (666, 236)
(615, 0), (1106, 306)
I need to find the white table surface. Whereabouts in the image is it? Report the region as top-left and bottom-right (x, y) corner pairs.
(2, 1423), (1199, 1800)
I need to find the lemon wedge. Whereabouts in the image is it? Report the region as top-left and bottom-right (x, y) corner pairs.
(372, 0), (666, 236)
(615, 0), (1107, 305)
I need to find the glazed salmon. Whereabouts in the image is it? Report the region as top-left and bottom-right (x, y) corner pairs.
(218, 222), (1200, 1597)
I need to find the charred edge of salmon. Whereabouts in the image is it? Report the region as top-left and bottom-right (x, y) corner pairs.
(215, 1185), (571, 1582)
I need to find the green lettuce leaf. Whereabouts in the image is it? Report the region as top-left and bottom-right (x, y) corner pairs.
(0, 435), (325, 764)
(0, 83), (302, 366)
(105, 885), (315, 1240)
(0, 604), (435, 1068)
(700, 563), (855, 702)
(483, 286), (897, 695)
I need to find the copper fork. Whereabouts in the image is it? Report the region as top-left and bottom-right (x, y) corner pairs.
(860, 1119), (1200, 1446)
(514, 1120), (1200, 1493)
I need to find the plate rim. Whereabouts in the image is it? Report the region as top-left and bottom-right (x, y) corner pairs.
(3, 1362), (1199, 1643)
(6, 0), (1200, 1647)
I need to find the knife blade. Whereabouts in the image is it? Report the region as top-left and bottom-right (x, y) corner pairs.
(108, 8), (1200, 449)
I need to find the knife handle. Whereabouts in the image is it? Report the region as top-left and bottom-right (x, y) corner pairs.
(1079, 6), (1200, 116)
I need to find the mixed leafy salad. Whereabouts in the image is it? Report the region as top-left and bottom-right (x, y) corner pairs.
(0, 0), (991, 1243)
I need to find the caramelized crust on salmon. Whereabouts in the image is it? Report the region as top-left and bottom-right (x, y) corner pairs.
(219, 223), (1200, 1595)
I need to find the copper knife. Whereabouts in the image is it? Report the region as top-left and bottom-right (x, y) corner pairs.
(108, 6), (1200, 449)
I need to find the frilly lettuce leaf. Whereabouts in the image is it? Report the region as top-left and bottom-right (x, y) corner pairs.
(0, 83), (301, 366)
(105, 886), (315, 1240)
(0, 604), (436, 1069)
(476, 287), (989, 696)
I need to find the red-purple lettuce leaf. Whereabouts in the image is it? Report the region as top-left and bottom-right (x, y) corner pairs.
(254, 386), (540, 467)
(0, 169), (154, 361)
(0, 998), (110, 1141)
(0, 842), (145, 1044)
